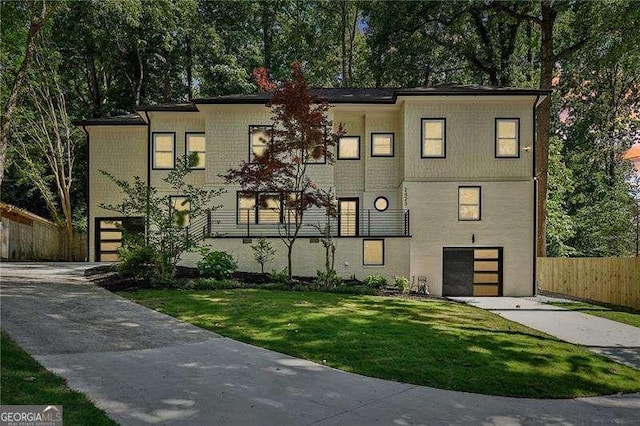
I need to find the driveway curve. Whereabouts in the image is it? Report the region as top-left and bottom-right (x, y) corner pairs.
(1, 262), (639, 425)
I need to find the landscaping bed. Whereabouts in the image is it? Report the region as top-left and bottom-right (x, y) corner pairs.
(120, 288), (640, 398)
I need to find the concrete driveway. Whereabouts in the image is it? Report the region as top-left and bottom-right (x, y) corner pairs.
(452, 297), (640, 369)
(1, 263), (639, 425)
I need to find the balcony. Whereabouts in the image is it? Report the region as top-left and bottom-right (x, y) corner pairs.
(187, 208), (410, 240)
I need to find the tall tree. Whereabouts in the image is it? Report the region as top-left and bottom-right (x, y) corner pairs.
(1, 0), (58, 187)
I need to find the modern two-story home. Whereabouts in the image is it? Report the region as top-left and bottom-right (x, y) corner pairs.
(77, 85), (549, 297)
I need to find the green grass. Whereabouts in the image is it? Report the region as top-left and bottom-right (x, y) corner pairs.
(0, 331), (116, 426)
(121, 289), (640, 398)
(547, 302), (640, 328)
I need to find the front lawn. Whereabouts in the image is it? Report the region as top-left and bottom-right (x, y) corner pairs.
(547, 301), (640, 328)
(0, 331), (115, 426)
(121, 289), (640, 398)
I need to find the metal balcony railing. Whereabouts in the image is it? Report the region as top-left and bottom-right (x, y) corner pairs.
(186, 208), (410, 240)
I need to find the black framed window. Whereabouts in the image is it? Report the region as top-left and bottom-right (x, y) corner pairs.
(371, 133), (394, 157)
(421, 119), (446, 158)
(152, 132), (176, 169)
(374, 196), (389, 212)
(257, 193), (281, 224)
(495, 118), (520, 158)
(338, 198), (359, 236)
(458, 186), (481, 221)
(249, 125), (272, 162)
(186, 132), (206, 169)
(338, 136), (360, 160)
(237, 192), (290, 224)
(363, 239), (384, 265)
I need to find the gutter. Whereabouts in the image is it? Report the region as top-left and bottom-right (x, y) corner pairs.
(532, 94), (541, 296)
(82, 125), (90, 261)
(143, 111), (151, 244)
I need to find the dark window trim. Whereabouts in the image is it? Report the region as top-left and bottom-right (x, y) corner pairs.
(185, 132), (206, 170)
(151, 132), (177, 170)
(458, 186), (482, 221)
(373, 196), (389, 212)
(236, 191), (292, 225)
(363, 238), (385, 266)
(248, 125), (273, 164)
(370, 132), (395, 157)
(337, 135), (361, 160)
(420, 118), (447, 158)
(338, 197), (359, 236)
(95, 217), (143, 261)
(494, 118), (521, 159)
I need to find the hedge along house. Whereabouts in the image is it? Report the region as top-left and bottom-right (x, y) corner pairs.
(77, 85), (549, 297)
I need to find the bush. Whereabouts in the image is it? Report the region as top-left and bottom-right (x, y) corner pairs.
(117, 242), (158, 282)
(363, 274), (388, 289)
(315, 269), (342, 288)
(395, 276), (410, 293)
(191, 278), (241, 290)
(197, 248), (238, 279)
(268, 268), (290, 284)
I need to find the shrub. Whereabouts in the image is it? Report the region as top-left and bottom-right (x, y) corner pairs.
(395, 276), (410, 293)
(191, 278), (241, 290)
(117, 242), (158, 282)
(251, 237), (276, 273)
(363, 274), (388, 289)
(315, 269), (342, 288)
(268, 268), (290, 284)
(197, 248), (238, 279)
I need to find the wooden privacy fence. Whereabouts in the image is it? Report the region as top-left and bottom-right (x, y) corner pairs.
(0, 203), (87, 261)
(537, 257), (640, 310)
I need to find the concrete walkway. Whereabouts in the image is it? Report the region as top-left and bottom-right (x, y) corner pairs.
(1, 263), (639, 425)
(452, 297), (640, 369)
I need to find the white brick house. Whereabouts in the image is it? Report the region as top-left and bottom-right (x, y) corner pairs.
(78, 86), (549, 296)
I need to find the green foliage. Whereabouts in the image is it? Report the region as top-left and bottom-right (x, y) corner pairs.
(100, 155), (224, 282)
(190, 278), (241, 290)
(251, 237), (275, 273)
(363, 274), (387, 289)
(315, 269), (342, 289)
(395, 276), (410, 293)
(117, 242), (158, 282)
(268, 268), (290, 284)
(196, 248), (238, 280)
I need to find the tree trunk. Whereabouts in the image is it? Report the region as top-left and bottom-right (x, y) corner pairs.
(340, 1), (347, 86)
(85, 52), (102, 118)
(186, 36), (193, 101)
(0, 1), (58, 186)
(536, 3), (556, 258)
(287, 242), (293, 280)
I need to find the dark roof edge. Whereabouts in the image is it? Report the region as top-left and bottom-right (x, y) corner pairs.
(73, 118), (147, 127)
(135, 104), (199, 112)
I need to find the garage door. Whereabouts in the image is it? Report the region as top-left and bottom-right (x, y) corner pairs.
(443, 247), (502, 296)
(95, 217), (144, 262)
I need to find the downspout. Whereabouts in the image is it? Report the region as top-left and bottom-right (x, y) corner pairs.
(532, 95), (541, 296)
(144, 111), (151, 244)
(82, 125), (90, 261)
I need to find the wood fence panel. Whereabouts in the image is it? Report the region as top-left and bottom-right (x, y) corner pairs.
(537, 257), (640, 310)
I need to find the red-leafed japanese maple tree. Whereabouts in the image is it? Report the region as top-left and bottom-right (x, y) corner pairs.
(224, 62), (345, 279)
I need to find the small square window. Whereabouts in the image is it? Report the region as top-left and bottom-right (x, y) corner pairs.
(421, 119), (446, 158)
(153, 133), (175, 169)
(371, 133), (394, 157)
(249, 126), (272, 162)
(186, 133), (206, 169)
(459, 186), (481, 221)
(170, 196), (190, 227)
(363, 239), (384, 265)
(338, 136), (360, 159)
(495, 118), (519, 158)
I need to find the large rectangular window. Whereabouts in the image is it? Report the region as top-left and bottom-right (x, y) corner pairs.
(421, 119), (446, 158)
(258, 193), (281, 224)
(186, 133), (206, 169)
(363, 239), (384, 265)
(249, 125), (272, 162)
(338, 198), (359, 236)
(152, 133), (175, 169)
(371, 133), (394, 157)
(458, 186), (481, 221)
(495, 118), (520, 158)
(237, 192), (257, 224)
(338, 136), (360, 160)
(170, 196), (190, 227)
(237, 192), (284, 224)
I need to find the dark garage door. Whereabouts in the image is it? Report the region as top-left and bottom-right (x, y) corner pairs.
(95, 217), (144, 262)
(443, 247), (503, 296)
